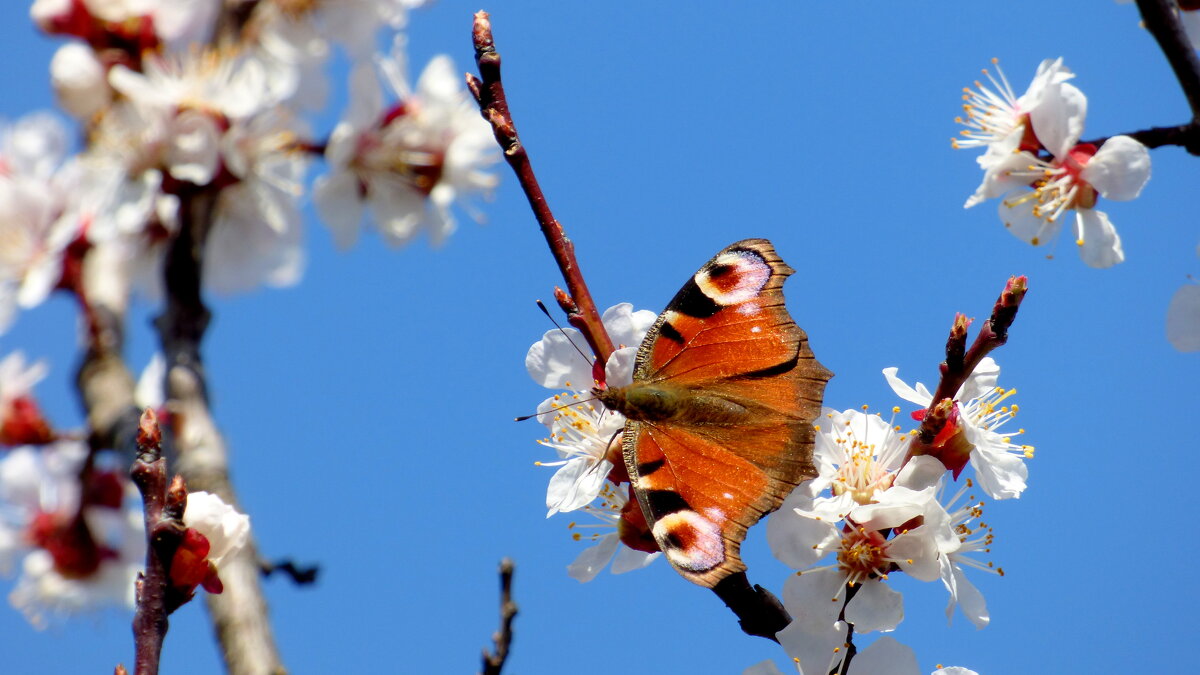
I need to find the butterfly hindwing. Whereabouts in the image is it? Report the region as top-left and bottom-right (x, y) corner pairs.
(610, 238), (831, 588)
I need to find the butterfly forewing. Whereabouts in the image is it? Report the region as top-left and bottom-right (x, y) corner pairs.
(618, 238), (831, 588)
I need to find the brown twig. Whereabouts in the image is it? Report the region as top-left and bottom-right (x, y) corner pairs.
(480, 558), (518, 675)
(155, 187), (284, 675)
(130, 409), (187, 675)
(916, 276), (1027, 446)
(466, 11), (616, 373)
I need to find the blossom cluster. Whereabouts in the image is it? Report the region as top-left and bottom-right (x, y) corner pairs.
(0, 0), (497, 334)
(955, 58), (1150, 268)
(0, 351), (248, 625)
(525, 308), (1032, 674)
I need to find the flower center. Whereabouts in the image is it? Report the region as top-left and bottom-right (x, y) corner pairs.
(836, 526), (891, 585)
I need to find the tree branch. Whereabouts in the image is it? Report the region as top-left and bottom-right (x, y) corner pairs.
(481, 559), (518, 675)
(155, 186), (284, 675)
(1132, 0), (1200, 154)
(466, 11), (616, 377)
(129, 409), (186, 675)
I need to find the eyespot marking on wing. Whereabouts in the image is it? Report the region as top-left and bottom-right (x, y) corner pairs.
(694, 250), (772, 307)
(652, 510), (725, 572)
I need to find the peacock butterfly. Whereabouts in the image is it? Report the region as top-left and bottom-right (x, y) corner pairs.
(596, 238), (831, 588)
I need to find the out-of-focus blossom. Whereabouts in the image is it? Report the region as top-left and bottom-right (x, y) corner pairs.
(0, 352), (53, 446)
(314, 40), (498, 248)
(50, 42), (111, 120)
(207, 109), (310, 293)
(0, 442), (144, 627)
(1167, 246), (1200, 352)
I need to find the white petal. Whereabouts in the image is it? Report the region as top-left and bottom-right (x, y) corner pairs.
(782, 568), (846, 629)
(601, 303), (656, 350)
(1029, 81), (1086, 159)
(844, 579), (904, 633)
(566, 533), (618, 582)
(1081, 135), (1151, 201)
(887, 526), (941, 582)
(969, 438), (1028, 500)
(943, 562), (989, 629)
(183, 492), (250, 569)
(545, 457), (609, 516)
(957, 357), (999, 401)
(604, 346), (638, 388)
(1073, 209), (1124, 269)
(525, 328), (592, 389)
(312, 171), (364, 249)
(894, 455), (944, 491)
(777, 619), (848, 675)
(610, 547), (659, 574)
(882, 368), (932, 406)
(767, 501), (840, 570)
(164, 111), (220, 184)
(1167, 284), (1200, 352)
(846, 636), (920, 675)
(743, 660), (787, 675)
(934, 668), (981, 675)
(998, 191), (1061, 247)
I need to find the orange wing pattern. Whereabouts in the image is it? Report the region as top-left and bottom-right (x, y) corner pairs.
(614, 239), (831, 588)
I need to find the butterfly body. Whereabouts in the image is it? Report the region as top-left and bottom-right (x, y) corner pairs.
(596, 238), (831, 588)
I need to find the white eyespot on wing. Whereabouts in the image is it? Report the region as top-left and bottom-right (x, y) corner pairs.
(652, 509), (725, 573)
(694, 250), (772, 307)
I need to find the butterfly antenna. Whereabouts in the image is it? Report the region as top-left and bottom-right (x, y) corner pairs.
(514, 394), (601, 422)
(536, 299), (593, 365)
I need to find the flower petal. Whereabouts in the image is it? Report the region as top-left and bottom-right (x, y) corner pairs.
(1030, 81), (1086, 159)
(1167, 283), (1200, 352)
(846, 636), (920, 675)
(566, 533), (618, 583)
(844, 579), (904, 633)
(1073, 209), (1124, 269)
(998, 191), (1061, 247)
(1082, 135), (1150, 201)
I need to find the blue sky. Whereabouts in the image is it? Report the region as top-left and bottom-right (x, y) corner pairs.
(0, 2), (1196, 673)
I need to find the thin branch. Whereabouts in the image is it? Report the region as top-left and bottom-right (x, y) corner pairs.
(915, 276), (1027, 446)
(711, 572), (791, 642)
(130, 409), (186, 675)
(466, 11), (616, 374)
(155, 186), (284, 675)
(481, 558), (518, 675)
(1128, 0), (1200, 154)
(1138, 0), (1200, 123)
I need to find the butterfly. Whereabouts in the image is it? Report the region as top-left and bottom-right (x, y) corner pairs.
(596, 238), (831, 588)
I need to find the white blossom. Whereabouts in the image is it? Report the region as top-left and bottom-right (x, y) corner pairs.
(314, 39), (498, 248)
(884, 358), (1033, 500)
(565, 484), (658, 582)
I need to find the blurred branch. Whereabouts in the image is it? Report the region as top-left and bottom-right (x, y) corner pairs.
(711, 572), (790, 642)
(480, 558), (518, 675)
(466, 11), (616, 375)
(155, 186), (284, 675)
(130, 410), (187, 675)
(260, 558), (320, 586)
(73, 243), (141, 458)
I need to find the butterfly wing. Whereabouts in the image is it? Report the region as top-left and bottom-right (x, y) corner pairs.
(622, 238), (831, 588)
